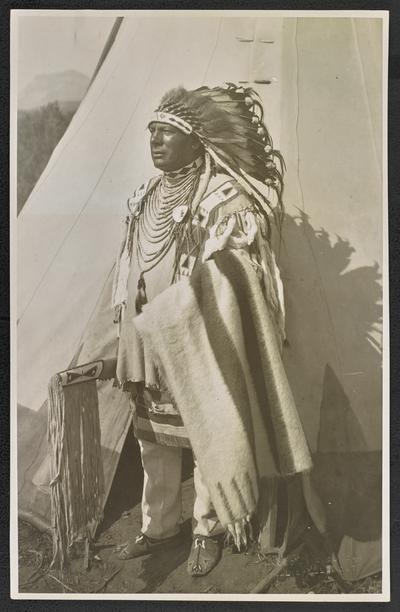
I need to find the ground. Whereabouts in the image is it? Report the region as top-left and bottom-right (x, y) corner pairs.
(18, 473), (382, 596)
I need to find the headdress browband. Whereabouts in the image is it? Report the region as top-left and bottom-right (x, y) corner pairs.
(149, 111), (193, 135)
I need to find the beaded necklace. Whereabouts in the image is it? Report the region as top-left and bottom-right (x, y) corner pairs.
(134, 157), (203, 313)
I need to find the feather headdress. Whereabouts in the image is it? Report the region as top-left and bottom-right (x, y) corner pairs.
(151, 83), (285, 228)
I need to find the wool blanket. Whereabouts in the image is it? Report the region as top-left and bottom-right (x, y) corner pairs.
(134, 249), (312, 538)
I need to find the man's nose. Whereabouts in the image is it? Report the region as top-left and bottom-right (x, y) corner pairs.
(151, 128), (163, 146)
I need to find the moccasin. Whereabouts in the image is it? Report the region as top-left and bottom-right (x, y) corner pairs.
(187, 535), (222, 576)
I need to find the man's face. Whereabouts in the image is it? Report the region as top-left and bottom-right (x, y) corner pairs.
(148, 122), (201, 172)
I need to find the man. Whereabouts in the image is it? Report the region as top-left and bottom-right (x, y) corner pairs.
(112, 84), (312, 576)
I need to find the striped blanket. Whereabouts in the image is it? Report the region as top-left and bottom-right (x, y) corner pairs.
(134, 249), (312, 536)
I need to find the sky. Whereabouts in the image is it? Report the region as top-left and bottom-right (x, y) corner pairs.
(16, 14), (116, 93)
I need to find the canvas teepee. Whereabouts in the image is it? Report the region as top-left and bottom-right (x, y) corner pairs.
(16, 14), (385, 582)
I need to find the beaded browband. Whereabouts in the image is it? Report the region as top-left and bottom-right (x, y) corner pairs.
(150, 111), (193, 135)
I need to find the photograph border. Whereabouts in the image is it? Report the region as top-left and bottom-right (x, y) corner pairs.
(5, 1), (398, 607)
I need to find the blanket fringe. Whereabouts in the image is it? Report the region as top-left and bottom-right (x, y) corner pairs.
(48, 375), (105, 571)
(225, 514), (253, 551)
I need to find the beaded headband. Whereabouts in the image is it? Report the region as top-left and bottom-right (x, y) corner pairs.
(149, 111), (193, 135)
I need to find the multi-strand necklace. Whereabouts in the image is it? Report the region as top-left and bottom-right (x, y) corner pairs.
(134, 157), (203, 313)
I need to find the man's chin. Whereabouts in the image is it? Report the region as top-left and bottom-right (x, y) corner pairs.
(152, 156), (169, 170)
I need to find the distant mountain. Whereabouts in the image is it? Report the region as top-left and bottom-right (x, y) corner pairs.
(18, 69), (90, 111)
(17, 70), (90, 214)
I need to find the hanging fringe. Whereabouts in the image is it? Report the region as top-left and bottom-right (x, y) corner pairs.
(225, 514), (253, 552)
(48, 374), (105, 571)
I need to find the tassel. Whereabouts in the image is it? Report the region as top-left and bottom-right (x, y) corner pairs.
(113, 304), (122, 324)
(226, 515), (253, 552)
(135, 273), (148, 314)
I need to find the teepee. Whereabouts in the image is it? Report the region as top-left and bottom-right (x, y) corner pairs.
(16, 13), (385, 582)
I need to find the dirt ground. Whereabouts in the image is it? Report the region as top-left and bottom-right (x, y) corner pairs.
(18, 438), (382, 596)
(18, 477), (382, 596)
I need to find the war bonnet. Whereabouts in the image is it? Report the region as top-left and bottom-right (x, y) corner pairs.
(149, 83), (285, 223)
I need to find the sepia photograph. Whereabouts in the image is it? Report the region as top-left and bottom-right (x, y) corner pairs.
(10, 9), (389, 601)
